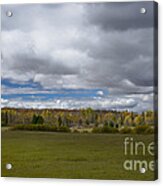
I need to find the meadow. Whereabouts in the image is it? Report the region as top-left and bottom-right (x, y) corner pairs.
(1, 130), (156, 180)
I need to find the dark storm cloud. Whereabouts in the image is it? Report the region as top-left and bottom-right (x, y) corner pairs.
(7, 54), (80, 75)
(85, 2), (154, 31)
(74, 28), (154, 89)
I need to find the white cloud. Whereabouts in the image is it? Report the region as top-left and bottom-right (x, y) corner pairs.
(0, 96), (137, 111)
(96, 91), (104, 96)
(1, 98), (9, 104)
(1, 92), (154, 112)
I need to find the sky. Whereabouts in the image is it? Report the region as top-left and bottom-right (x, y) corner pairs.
(1, 2), (156, 112)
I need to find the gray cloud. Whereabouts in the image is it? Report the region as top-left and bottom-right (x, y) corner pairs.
(1, 3), (84, 32)
(1, 2), (156, 111)
(10, 54), (80, 75)
(84, 2), (154, 31)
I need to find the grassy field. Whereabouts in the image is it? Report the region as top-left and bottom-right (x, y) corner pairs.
(1, 130), (156, 180)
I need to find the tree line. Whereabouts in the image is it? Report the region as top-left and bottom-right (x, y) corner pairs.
(1, 108), (156, 128)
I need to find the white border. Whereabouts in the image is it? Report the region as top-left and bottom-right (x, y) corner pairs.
(0, 0), (154, 4)
(1, 1), (163, 186)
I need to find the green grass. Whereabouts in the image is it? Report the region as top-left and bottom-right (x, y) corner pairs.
(1, 130), (156, 180)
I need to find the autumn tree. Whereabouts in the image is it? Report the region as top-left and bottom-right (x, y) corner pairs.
(124, 115), (133, 126)
(134, 115), (142, 126)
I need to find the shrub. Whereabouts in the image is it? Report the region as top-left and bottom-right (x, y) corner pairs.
(11, 124), (70, 133)
(57, 126), (70, 132)
(92, 127), (102, 133)
(92, 126), (118, 133)
(120, 127), (133, 134)
(144, 127), (155, 134)
(133, 125), (150, 134)
(101, 126), (118, 133)
(72, 129), (80, 133)
(81, 130), (89, 133)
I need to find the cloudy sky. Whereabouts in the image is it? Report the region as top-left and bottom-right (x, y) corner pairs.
(1, 2), (156, 112)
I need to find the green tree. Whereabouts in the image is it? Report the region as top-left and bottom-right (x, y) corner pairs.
(78, 118), (83, 126)
(32, 114), (44, 124)
(1, 111), (8, 126)
(108, 120), (114, 128)
(37, 115), (44, 124)
(58, 116), (62, 127)
(32, 114), (38, 124)
(86, 118), (89, 125)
